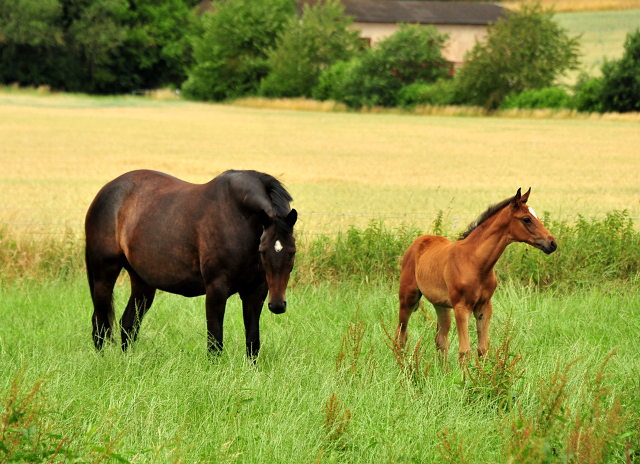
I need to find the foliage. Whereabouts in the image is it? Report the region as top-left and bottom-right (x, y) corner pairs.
(599, 28), (640, 113)
(0, 0), (199, 93)
(259, 0), (361, 98)
(454, 2), (581, 108)
(318, 24), (450, 108)
(312, 58), (359, 102)
(182, 0), (295, 101)
(396, 80), (460, 108)
(501, 87), (574, 109)
(573, 72), (605, 113)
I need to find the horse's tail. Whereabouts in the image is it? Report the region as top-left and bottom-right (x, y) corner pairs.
(85, 246), (95, 304)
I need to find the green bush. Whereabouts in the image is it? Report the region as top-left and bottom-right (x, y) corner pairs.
(573, 73), (605, 113)
(258, 0), (361, 98)
(396, 80), (460, 108)
(0, 0), (199, 94)
(454, 2), (580, 108)
(500, 87), (574, 110)
(182, 0), (295, 101)
(599, 28), (640, 113)
(323, 24), (450, 108)
(312, 59), (358, 102)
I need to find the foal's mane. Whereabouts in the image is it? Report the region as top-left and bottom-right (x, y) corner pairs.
(457, 195), (516, 241)
(243, 170), (294, 230)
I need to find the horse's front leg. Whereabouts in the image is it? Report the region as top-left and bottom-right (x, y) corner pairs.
(453, 302), (473, 363)
(205, 281), (228, 355)
(433, 305), (451, 364)
(474, 301), (493, 358)
(239, 281), (268, 360)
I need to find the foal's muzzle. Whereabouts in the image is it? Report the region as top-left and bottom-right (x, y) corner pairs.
(268, 301), (287, 314)
(536, 238), (558, 255)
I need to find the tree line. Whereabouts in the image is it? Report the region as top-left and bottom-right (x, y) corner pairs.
(1, 0), (638, 113)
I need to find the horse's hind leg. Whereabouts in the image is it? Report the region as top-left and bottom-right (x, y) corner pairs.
(397, 250), (422, 348)
(120, 270), (156, 351)
(88, 258), (122, 351)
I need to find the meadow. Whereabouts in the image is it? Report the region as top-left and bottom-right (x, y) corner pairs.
(1, 88), (640, 462)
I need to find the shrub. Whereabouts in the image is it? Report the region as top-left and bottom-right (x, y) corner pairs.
(328, 24), (450, 108)
(182, 0), (295, 101)
(259, 0), (361, 98)
(454, 2), (580, 108)
(599, 28), (640, 113)
(501, 87), (574, 110)
(397, 80), (460, 108)
(312, 59), (359, 102)
(573, 73), (604, 113)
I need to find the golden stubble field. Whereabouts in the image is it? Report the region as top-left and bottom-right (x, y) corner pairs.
(1, 94), (640, 236)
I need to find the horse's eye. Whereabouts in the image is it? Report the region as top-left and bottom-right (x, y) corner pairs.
(522, 217), (532, 224)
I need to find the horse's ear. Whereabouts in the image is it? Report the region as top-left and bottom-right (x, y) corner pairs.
(510, 188), (522, 207)
(521, 187), (531, 204)
(258, 210), (273, 228)
(286, 209), (297, 228)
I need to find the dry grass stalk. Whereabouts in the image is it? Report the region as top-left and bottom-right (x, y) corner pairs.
(324, 393), (352, 443)
(463, 317), (525, 410)
(381, 316), (435, 389)
(437, 428), (473, 464)
(232, 97), (347, 112)
(335, 307), (375, 381)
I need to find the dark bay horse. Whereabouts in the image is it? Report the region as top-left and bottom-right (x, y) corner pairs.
(396, 188), (557, 362)
(85, 170), (297, 358)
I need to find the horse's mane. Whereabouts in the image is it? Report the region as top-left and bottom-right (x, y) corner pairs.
(457, 195), (516, 241)
(242, 170), (293, 230)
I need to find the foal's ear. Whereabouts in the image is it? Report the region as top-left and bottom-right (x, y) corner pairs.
(258, 210), (273, 228)
(285, 209), (297, 228)
(510, 188), (522, 207)
(520, 187), (531, 204)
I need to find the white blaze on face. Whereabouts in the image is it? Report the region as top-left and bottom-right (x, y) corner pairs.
(274, 240), (283, 253)
(528, 207), (539, 219)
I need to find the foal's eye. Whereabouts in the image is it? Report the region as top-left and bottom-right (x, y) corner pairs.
(522, 217), (532, 224)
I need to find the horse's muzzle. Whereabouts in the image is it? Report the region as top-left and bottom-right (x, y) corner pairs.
(537, 238), (558, 255)
(268, 301), (287, 314)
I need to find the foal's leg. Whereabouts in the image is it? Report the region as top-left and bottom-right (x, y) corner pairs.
(120, 271), (156, 351)
(239, 281), (268, 360)
(205, 280), (228, 355)
(433, 305), (452, 363)
(397, 251), (422, 348)
(453, 302), (473, 363)
(89, 259), (122, 351)
(474, 301), (493, 358)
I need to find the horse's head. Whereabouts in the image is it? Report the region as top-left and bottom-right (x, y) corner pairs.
(508, 188), (557, 254)
(258, 209), (298, 314)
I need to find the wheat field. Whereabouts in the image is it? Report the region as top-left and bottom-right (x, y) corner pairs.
(1, 92), (640, 236)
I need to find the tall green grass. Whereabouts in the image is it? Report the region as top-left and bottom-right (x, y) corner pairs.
(1, 279), (639, 462)
(3, 211), (640, 289)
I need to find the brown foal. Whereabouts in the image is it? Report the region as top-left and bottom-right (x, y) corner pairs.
(396, 188), (557, 362)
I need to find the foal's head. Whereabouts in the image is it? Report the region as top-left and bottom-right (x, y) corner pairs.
(258, 209), (298, 314)
(507, 188), (557, 254)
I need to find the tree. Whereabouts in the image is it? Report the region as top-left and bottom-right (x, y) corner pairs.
(258, 0), (361, 98)
(599, 28), (640, 113)
(182, 0), (296, 101)
(329, 23), (450, 108)
(454, 2), (580, 108)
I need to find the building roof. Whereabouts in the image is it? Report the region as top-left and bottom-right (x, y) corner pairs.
(339, 0), (506, 25)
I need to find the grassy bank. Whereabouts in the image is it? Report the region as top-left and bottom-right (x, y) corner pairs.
(3, 212), (640, 290)
(1, 278), (639, 462)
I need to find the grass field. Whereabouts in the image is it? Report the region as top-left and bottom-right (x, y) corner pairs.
(1, 278), (639, 462)
(2, 92), (639, 238)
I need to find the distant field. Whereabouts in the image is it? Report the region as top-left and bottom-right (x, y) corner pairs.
(503, 0), (640, 12)
(1, 92), (640, 237)
(555, 8), (640, 77)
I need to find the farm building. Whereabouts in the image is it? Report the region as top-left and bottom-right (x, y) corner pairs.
(338, 0), (507, 67)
